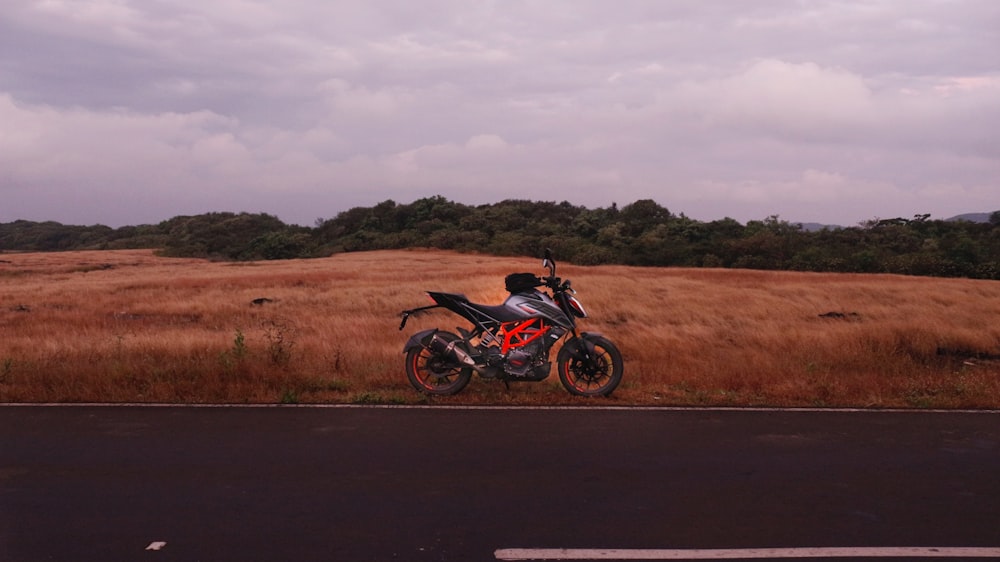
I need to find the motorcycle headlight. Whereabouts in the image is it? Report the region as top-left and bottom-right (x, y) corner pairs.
(567, 295), (588, 318)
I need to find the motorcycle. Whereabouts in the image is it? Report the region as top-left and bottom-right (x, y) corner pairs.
(398, 249), (624, 397)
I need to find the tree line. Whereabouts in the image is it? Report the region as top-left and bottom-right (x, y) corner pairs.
(2, 197), (999, 279)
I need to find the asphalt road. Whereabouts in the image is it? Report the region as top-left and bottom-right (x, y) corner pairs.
(1, 405), (998, 561)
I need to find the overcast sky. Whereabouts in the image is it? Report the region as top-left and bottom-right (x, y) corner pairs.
(1, 1), (998, 227)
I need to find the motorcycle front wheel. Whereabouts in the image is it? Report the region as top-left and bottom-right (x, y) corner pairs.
(557, 335), (624, 397)
(405, 331), (473, 396)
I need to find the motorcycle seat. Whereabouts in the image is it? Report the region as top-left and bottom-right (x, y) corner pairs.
(468, 302), (523, 322)
(434, 291), (468, 301)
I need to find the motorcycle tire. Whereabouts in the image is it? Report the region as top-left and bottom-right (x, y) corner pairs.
(405, 331), (473, 396)
(556, 335), (624, 397)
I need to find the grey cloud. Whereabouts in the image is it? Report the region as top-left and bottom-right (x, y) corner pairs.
(0, 0), (997, 227)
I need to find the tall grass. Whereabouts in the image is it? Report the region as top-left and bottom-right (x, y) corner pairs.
(1, 249), (998, 407)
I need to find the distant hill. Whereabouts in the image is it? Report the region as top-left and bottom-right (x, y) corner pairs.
(796, 211), (999, 231)
(796, 222), (842, 232)
(947, 212), (997, 223)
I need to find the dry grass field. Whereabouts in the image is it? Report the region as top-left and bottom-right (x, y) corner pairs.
(1, 248), (998, 408)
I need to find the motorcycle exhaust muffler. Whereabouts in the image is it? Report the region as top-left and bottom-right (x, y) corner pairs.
(427, 332), (482, 372)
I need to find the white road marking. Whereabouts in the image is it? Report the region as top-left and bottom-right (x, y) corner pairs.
(494, 547), (1000, 560)
(145, 541), (167, 551)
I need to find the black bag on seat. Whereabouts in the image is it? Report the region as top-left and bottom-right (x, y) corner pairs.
(505, 272), (542, 293)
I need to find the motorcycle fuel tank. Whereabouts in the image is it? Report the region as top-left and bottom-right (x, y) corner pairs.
(503, 290), (573, 328)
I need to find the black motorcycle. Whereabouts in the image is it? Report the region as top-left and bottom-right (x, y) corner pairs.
(399, 250), (623, 396)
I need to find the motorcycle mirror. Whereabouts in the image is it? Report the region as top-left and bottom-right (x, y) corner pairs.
(543, 248), (556, 276)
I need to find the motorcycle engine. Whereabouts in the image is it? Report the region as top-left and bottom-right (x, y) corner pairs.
(504, 342), (546, 378)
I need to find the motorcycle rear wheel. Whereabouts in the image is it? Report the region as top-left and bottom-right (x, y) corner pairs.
(557, 335), (623, 397)
(405, 331), (473, 396)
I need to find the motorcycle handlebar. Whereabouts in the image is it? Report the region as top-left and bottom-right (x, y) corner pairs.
(541, 249), (573, 292)
(543, 276), (572, 292)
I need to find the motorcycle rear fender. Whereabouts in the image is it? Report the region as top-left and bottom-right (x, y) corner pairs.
(403, 329), (439, 354)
